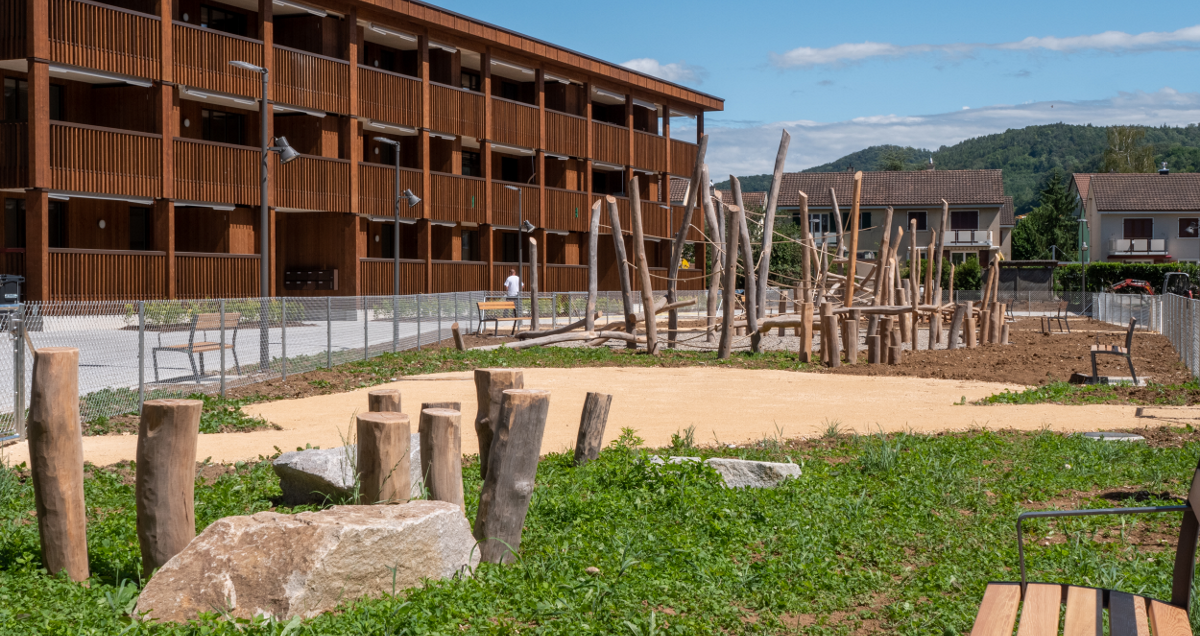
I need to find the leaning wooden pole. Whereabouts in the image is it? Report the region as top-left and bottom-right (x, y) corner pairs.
(27, 347), (89, 582)
(799, 192), (812, 303)
(629, 179), (659, 354)
(755, 129), (790, 319)
(419, 407), (465, 513)
(136, 398), (202, 579)
(830, 188), (846, 260)
(935, 199), (949, 305)
(667, 134), (709, 347)
(731, 177), (759, 352)
(909, 218), (920, 347)
(586, 199), (602, 334)
(844, 171), (864, 307)
(606, 195), (636, 348)
(717, 204), (741, 359)
(701, 167), (723, 343)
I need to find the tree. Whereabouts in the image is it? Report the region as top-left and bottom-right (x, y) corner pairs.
(1102, 126), (1156, 173)
(1010, 170), (1078, 260)
(879, 148), (908, 171)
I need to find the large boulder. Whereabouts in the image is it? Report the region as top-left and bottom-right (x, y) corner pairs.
(706, 458), (800, 488)
(273, 435), (422, 505)
(135, 501), (478, 622)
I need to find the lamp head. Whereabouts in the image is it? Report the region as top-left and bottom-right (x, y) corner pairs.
(504, 185), (520, 192)
(274, 137), (300, 164)
(402, 189), (421, 208)
(521, 220), (535, 233)
(229, 60), (266, 74)
(373, 136), (400, 146)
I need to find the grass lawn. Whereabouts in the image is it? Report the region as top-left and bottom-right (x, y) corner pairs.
(980, 380), (1200, 406)
(1, 426), (1197, 634)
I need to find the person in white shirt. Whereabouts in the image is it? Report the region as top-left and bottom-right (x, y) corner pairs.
(503, 268), (522, 317)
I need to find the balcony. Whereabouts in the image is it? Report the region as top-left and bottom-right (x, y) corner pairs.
(173, 22), (264, 99)
(633, 131), (666, 173)
(50, 248), (167, 301)
(0, 123), (28, 189)
(430, 84), (483, 139)
(592, 121), (628, 166)
(670, 139), (697, 177)
(431, 260), (489, 293)
(492, 181), (539, 227)
(176, 253), (260, 299)
(359, 163), (423, 218)
(52, 122), (161, 198)
(492, 97), (539, 149)
(1110, 238), (1168, 255)
(1, 1), (26, 59)
(51, 0), (160, 80)
(671, 205), (705, 243)
(545, 264), (587, 292)
(544, 187), (589, 232)
(359, 67), (421, 129)
(943, 230), (992, 246)
(273, 45), (350, 115)
(430, 173), (486, 223)
(546, 111), (586, 158)
(360, 258), (425, 295)
(174, 138), (258, 206)
(274, 155), (351, 213)
(0, 249), (26, 278)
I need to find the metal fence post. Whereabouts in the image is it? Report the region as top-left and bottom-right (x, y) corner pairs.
(393, 294), (399, 354)
(219, 299), (227, 398)
(137, 301), (145, 412)
(326, 297), (332, 368)
(281, 297), (288, 380)
(437, 294), (442, 343)
(417, 294), (422, 351)
(13, 304), (25, 439)
(364, 297), (370, 361)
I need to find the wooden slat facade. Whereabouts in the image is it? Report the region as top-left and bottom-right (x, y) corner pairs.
(0, 123), (28, 190)
(431, 260), (488, 292)
(430, 83), (484, 139)
(492, 181), (539, 228)
(634, 131), (667, 173)
(545, 264), (587, 292)
(273, 45), (350, 114)
(430, 173), (486, 223)
(0, 0), (26, 60)
(359, 163), (423, 218)
(0, 250), (27, 279)
(592, 121), (628, 166)
(174, 138), (258, 206)
(670, 139), (698, 177)
(51, 122), (161, 198)
(360, 258), (425, 295)
(544, 187), (588, 232)
(49, 0), (160, 80)
(50, 248), (167, 301)
(176, 253), (260, 299)
(358, 67), (421, 128)
(274, 155), (351, 212)
(492, 97), (539, 149)
(545, 111), (587, 158)
(172, 22), (264, 99)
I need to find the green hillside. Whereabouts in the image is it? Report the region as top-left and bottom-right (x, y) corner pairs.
(716, 123), (1200, 216)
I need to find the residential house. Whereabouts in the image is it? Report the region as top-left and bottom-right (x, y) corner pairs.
(1073, 171), (1200, 263)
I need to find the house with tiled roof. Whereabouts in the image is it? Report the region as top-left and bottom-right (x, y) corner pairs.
(1073, 171), (1200, 263)
(667, 178), (767, 209)
(999, 196), (1015, 257)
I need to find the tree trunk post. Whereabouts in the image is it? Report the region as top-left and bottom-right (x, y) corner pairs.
(755, 130), (790, 319)
(574, 391), (612, 465)
(606, 196), (636, 348)
(529, 238), (540, 333)
(965, 302), (978, 348)
(473, 369), (524, 479)
(586, 200), (602, 333)
(368, 389), (401, 413)
(717, 204), (741, 359)
(948, 304), (966, 350)
(419, 407), (464, 513)
(820, 302), (841, 368)
(356, 411), (411, 505)
(702, 169), (723, 343)
(629, 178), (659, 354)
(799, 301), (815, 363)
(844, 309), (861, 364)
(667, 135), (708, 348)
(799, 192), (812, 303)
(136, 398), (202, 579)
(731, 177), (759, 352)
(844, 171), (863, 307)
(452, 322), (466, 351)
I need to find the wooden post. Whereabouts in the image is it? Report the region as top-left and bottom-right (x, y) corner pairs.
(928, 299), (940, 349)
(419, 408), (464, 512)
(844, 171), (863, 307)
(474, 389), (551, 564)
(799, 301), (815, 363)
(799, 192), (812, 303)
(991, 302), (1003, 343)
(422, 401), (462, 411)
(586, 200), (601, 333)
(573, 392), (612, 465)
(874, 206), (894, 305)
(924, 230), (935, 305)
(756, 131), (790, 319)
(717, 204), (741, 359)
(1001, 323), (1010, 345)
(357, 412), (411, 505)
(792, 286), (802, 336)
(529, 238), (539, 332)
(136, 399), (201, 579)
(702, 167), (723, 343)
(820, 302), (841, 368)
(629, 179), (659, 354)
(843, 309), (860, 364)
(368, 389), (401, 413)
(734, 188), (759, 352)
(778, 292), (787, 336)
(866, 334), (881, 363)
(27, 347), (89, 582)
(965, 302), (978, 348)
(667, 135), (708, 348)
(888, 344), (903, 365)
(452, 323), (466, 351)
(948, 304), (966, 350)
(606, 196), (636, 347)
(473, 369), (524, 479)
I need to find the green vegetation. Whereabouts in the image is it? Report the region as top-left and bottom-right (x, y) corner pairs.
(3, 428), (1198, 633)
(1056, 262), (1200, 293)
(980, 380), (1200, 406)
(83, 394), (275, 436)
(1011, 170), (1079, 261)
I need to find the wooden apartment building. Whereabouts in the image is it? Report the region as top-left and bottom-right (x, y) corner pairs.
(0, 0), (721, 301)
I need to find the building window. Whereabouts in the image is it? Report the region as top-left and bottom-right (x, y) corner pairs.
(3, 79), (27, 122)
(4, 198), (25, 249)
(951, 210), (979, 230)
(500, 81), (520, 101)
(1123, 218), (1153, 239)
(951, 252), (977, 265)
(501, 232), (518, 262)
(461, 150), (481, 177)
(201, 109), (244, 145)
(200, 4), (249, 37)
(48, 201), (66, 249)
(129, 206), (151, 251)
(461, 230), (476, 261)
(501, 156), (520, 182)
(381, 225), (395, 258)
(860, 211), (871, 230)
(1180, 218), (1199, 238)
(460, 69), (481, 92)
(908, 211), (927, 231)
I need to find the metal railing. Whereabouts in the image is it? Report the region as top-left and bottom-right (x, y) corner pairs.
(1109, 238), (1167, 254)
(1160, 294), (1200, 378)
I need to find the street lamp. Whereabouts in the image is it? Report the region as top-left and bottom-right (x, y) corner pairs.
(372, 137), (421, 351)
(230, 59), (300, 372)
(1078, 217), (1090, 306)
(504, 185), (528, 289)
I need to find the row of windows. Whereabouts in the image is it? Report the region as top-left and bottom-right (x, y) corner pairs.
(3, 199), (152, 251)
(3, 79), (64, 123)
(1123, 218), (1200, 239)
(791, 210), (982, 234)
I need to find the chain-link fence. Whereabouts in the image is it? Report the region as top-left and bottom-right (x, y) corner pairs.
(1093, 292), (1163, 332)
(0, 290), (713, 442)
(1158, 294), (1199, 377)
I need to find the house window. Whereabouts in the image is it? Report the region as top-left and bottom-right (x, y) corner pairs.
(461, 150), (481, 177)
(501, 232), (518, 262)
(951, 252), (977, 265)
(201, 109), (244, 145)
(951, 210), (979, 230)
(907, 211), (927, 231)
(4, 198), (25, 249)
(807, 213), (831, 235)
(3, 78), (27, 122)
(500, 81), (520, 101)
(461, 230), (476, 261)
(48, 201), (66, 248)
(129, 207), (151, 251)
(381, 225), (395, 258)
(460, 69), (481, 92)
(860, 211), (872, 230)
(1180, 218), (1199, 238)
(501, 156), (520, 182)
(1123, 218), (1153, 239)
(200, 4), (248, 37)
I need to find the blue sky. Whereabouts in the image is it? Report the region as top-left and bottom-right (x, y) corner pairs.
(434, 0), (1200, 177)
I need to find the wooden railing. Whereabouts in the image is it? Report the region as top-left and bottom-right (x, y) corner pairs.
(545, 111), (586, 158)
(273, 45), (350, 114)
(50, 248), (167, 301)
(592, 121), (628, 166)
(544, 187), (589, 232)
(0, 1), (26, 60)
(677, 267), (706, 290)
(359, 162), (423, 218)
(430, 84), (483, 139)
(429, 173), (486, 223)
(491, 181), (539, 228)
(492, 97), (539, 149)
(274, 155), (351, 212)
(174, 138), (257, 206)
(50, 0), (160, 80)
(0, 249), (26, 278)
(545, 264), (587, 292)
(431, 261), (488, 293)
(670, 139), (697, 177)
(51, 122), (161, 198)
(673, 205), (705, 242)
(641, 201), (671, 239)
(358, 67), (421, 128)
(634, 131), (667, 173)
(176, 252), (259, 299)
(360, 258), (425, 295)
(0, 123), (28, 189)
(173, 22), (263, 99)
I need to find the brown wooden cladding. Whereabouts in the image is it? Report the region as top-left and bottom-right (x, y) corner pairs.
(358, 67), (421, 128)
(173, 23), (264, 99)
(545, 111), (587, 158)
(591, 121), (628, 166)
(174, 138), (258, 206)
(176, 252), (259, 299)
(429, 173), (485, 223)
(633, 131), (667, 173)
(491, 182), (539, 228)
(359, 162), (423, 218)
(274, 155), (351, 212)
(0, 250), (26, 279)
(544, 187), (588, 232)
(597, 195), (631, 235)
(641, 202), (670, 239)
(430, 84), (484, 139)
(0, 0), (26, 60)
(677, 268), (705, 290)
(670, 139), (697, 177)
(50, 248), (167, 301)
(51, 122), (161, 198)
(360, 258), (425, 295)
(544, 264), (586, 292)
(50, 0), (160, 80)
(273, 45), (350, 114)
(431, 260), (488, 293)
(673, 205), (705, 242)
(0, 123), (28, 190)
(491, 98), (539, 149)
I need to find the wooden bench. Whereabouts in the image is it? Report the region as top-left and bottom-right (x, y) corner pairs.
(152, 312), (241, 384)
(1091, 317), (1138, 385)
(476, 301), (522, 336)
(968, 455), (1198, 635)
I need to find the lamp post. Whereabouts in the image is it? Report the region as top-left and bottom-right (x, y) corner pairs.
(229, 60), (300, 372)
(503, 185), (524, 286)
(372, 137), (421, 348)
(1078, 217), (1090, 307)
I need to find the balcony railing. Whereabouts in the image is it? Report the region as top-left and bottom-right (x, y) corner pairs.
(598, 195), (631, 235)
(174, 138), (258, 206)
(545, 264), (587, 292)
(359, 162), (423, 218)
(0, 1), (26, 60)
(671, 205), (705, 242)
(544, 187), (589, 232)
(274, 155), (351, 213)
(173, 22), (263, 99)
(273, 45), (350, 114)
(1110, 238), (1168, 254)
(0, 249), (26, 278)
(0, 123), (28, 189)
(492, 97), (539, 149)
(358, 67), (421, 129)
(360, 258), (425, 296)
(52, 122), (161, 198)
(176, 252), (260, 299)
(943, 230), (992, 246)
(430, 173), (486, 223)
(431, 260), (489, 293)
(50, 248), (167, 301)
(634, 130), (667, 173)
(430, 84), (483, 139)
(51, 0), (160, 80)
(670, 139), (697, 177)
(640, 201), (671, 239)
(592, 121), (628, 166)
(492, 181), (540, 228)
(546, 111), (586, 158)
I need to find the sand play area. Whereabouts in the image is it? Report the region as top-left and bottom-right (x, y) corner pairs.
(2, 367), (1150, 467)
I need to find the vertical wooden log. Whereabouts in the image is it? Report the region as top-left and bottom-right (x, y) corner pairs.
(991, 302), (1003, 343)
(474, 389), (551, 564)
(586, 200), (601, 333)
(356, 411), (411, 505)
(473, 369), (524, 479)
(629, 178), (659, 354)
(368, 389), (401, 413)
(606, 196), (636, 347)
(866, 334), (881, 364)
(799, 301), (815, 363)
(422, 401), (462, 411)
(574, 392), (612, 465)
(717, 204), (741, 359)
(845, 171), (863, 307)
(1001, 323), (1010, 345)
(419, 408), (464, 513)
(452, 323), (466, 351)
(27, 347), (89, 582)
(755, 131), (790, 317)
(948, 304), (966, 350)
(778, 292), (787, 336)
(735, 196), (759, 352)
(529, 238), (540, 332)
(799, 191), (812, 303)
(844, 309), (860, 364)
(136, 398), (201, 579)
(874, 206), (895, 304)
(701, 166), (722, 343)
(888, 344), (903, 365)
(667, 135), (708, 348)
(965, 302), (978, 348)
(821, 302), (841, 368)
(924, 230), (936, 305)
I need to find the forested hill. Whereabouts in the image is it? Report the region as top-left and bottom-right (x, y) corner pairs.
(715, 123), (1200, 216)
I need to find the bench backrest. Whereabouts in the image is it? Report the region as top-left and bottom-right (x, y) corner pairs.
(1057, 301), (1068, 316)
(194, 312), (241, 331)
(1124, 317), (1137, 351)
(478, 301), (514, 311)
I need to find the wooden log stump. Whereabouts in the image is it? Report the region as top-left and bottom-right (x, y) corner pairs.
(474, 389), (551, 564)
(452, 323), (466, 351)
(990, 302), (1002, 343)
(820, 303), (841, 368)
(574, 392), (612, 466)
(422, 401), (462, 411)
(888, 344), (902, 365)
(867, 334), (881, 364)
(136, 398), (202, 579)
(356, 412), (411, 505)
(1001, 323), (1011, 345)
(368, 389), (401, 413)
(473, 369), (524, 479)
(948, 304), (966, 350)
(419, 408), (464, 512)
(27, 347), (89, 582)
(798, 301), (815, 362)
(965, 302), (978, 348)
(842, 310), (860, 364)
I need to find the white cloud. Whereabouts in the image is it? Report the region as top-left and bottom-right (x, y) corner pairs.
(671, 88), (1200, 178)
(621, 58), (705, 85)
(771, 24), (1200, 68)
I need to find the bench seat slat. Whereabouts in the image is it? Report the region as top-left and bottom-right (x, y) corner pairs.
(1148, 600), (1191, 636)
(1016, 584), (1062, 636)
(969, 583), (1021, 636)
(1063, 586), (1101, 636)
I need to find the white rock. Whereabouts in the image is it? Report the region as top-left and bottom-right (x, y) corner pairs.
(706, 458), (801, 488)
(646, 455), (702, 465)
(135, 501), (478, 622)
(273, 435), (423, 504)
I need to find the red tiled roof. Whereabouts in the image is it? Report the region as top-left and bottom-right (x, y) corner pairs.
(1000, 196), (1014, 227)
(1070, 174), (1095, 202)
(777, 170), (1006, 208)
(1088, 173), (1200, 212)
(669, 177), (691, 204)
(716, 190), (767, 209)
